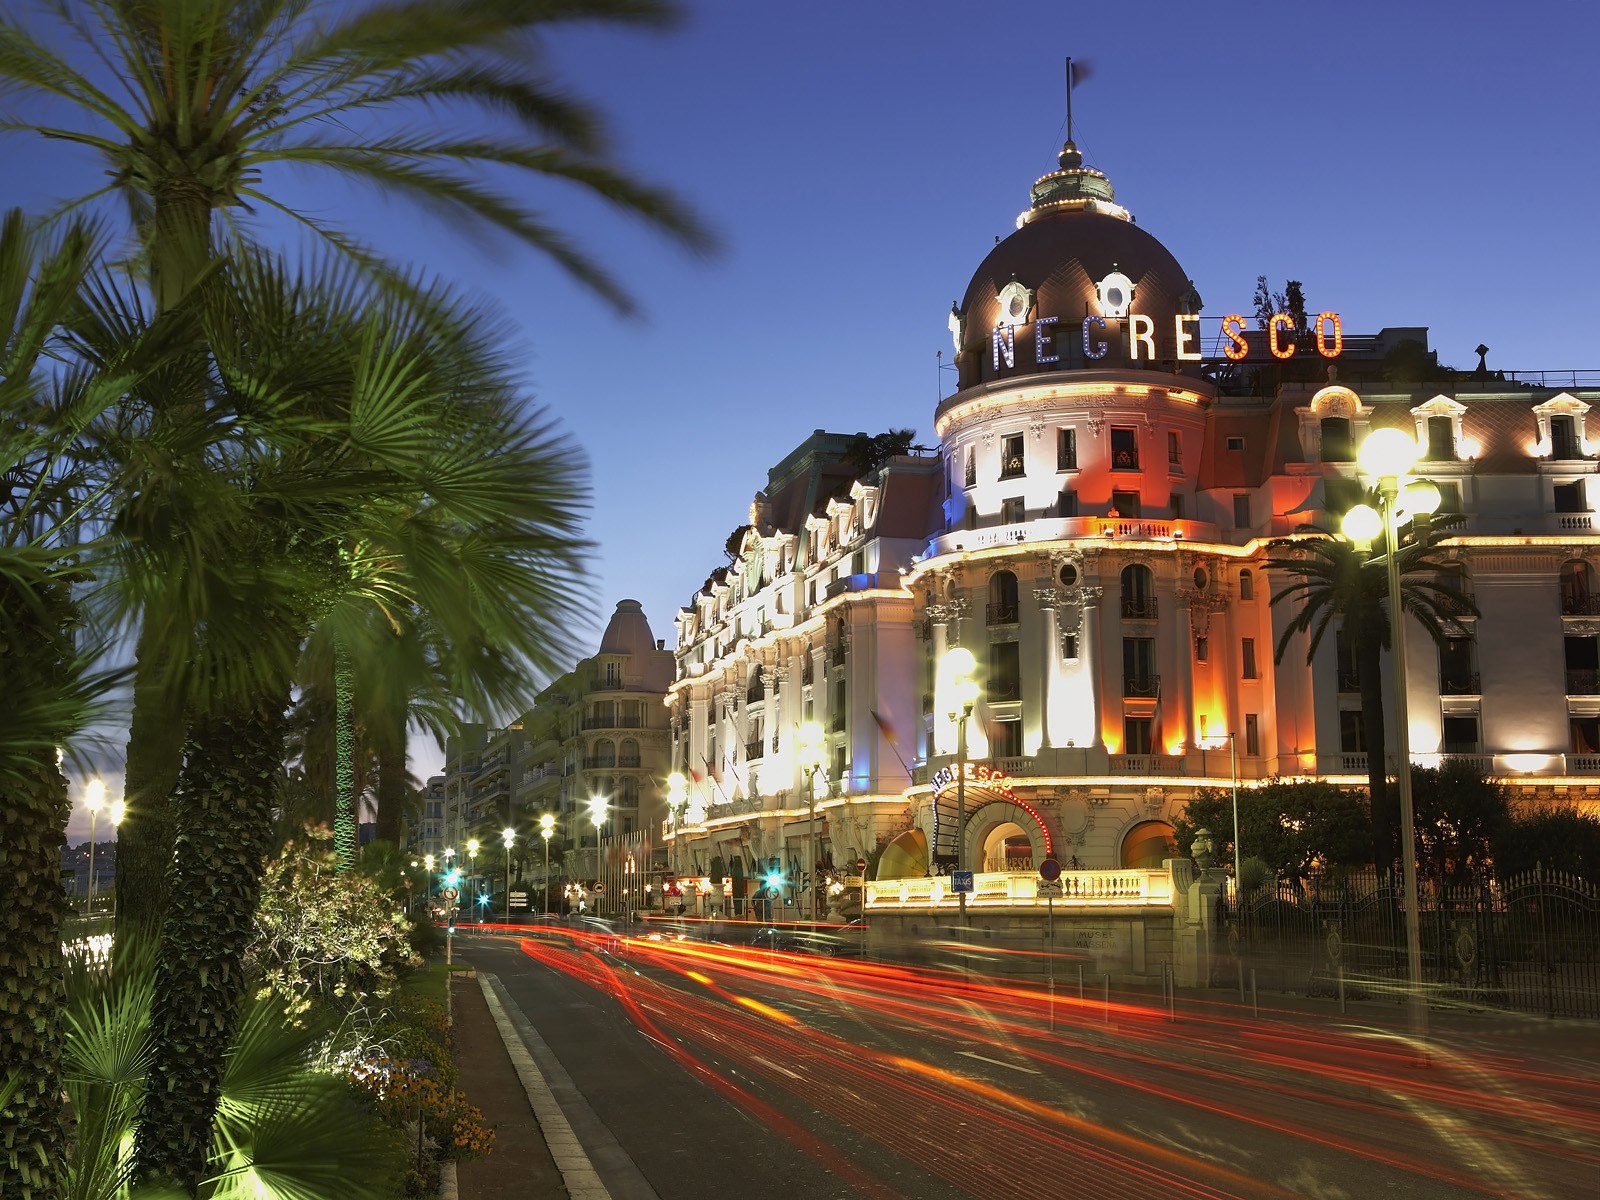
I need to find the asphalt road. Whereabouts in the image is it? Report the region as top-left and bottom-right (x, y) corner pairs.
(458, 930), (1600, 1200)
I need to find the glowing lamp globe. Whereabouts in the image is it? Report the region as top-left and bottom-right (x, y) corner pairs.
(955, 678), (981, 707)
(1403, 479), (1442, 516)
(1342, 504), (1382, 542)
(108, 799), (126, 827)
(765, 872), (784, 889)
(1358, 428), (1419, 478)
(502, 827), (515, 848)
(945, 646), (977, 680)
(539, 812), (556, 831)
(84, 779), (105, 813)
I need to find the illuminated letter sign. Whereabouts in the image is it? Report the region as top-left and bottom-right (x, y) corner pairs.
(1314, 311), (1342, 358)
(1128, 314), (1156, 361)
(1268, 313), (1296, 359)
(1174, 314), (1201, 362)
(1035, 315), (1059, 364)
(1222, 314), (1249, 361)
(1082, 315), (1108, 360)
(992, 323), (1016, 370)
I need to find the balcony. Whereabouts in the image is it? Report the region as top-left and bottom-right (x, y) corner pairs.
(596, 677), (625, 690)
(986, 602), (1019, 625)
(1121, 596), (1158, 620)
(1337, 670), (1362, 694)
(1567, 669), (1600, 695)
(986, 677), (1021, 702)
(617, 754), (641, 768)
(829, 645), (846, 667)
(1122, 674), (1160, 699)
(1561, 594), (1600, 616)
(1439, 673), (1481, 696)
(802, 660), (815, 685)
(1109, 754), (1186, 775)
(581, 756), (617, 771)
(582, 714), (645, 731)
(744, 741), (764, 761)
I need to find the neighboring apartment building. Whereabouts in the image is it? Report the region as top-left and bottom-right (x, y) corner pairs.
(664, 136), (1600, 900)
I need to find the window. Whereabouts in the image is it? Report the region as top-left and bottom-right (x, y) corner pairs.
(1124, 717), (1154, 755)
(1324, 477), (1363, 514)
(595, 739), (616, 767)
(1336, 629), (1360, 692)
(851, 550), (865, 575)
(832, 679), (847, 729)
(605, 661), (620, 686)
(1340, 710), (1365, 753)
(1562, 560), (1594, 614)
(1443, 715), (1480, 755)
(1554, 482), (1587, 513)
(1112, 490), (1142, 519)
(1233, 493), (1252, 529)
(988, 641), (1021, 701)
(1241, 637), (1258, 679)
(1062, 633), (1079, 660)
(1435, 481), (1462, 513)
(1000, 433), (1026, 479)
(1111, 426), (1140, 470)
(1226, 435), (1246, 452)
(1123, 636), (1157, 696)
(1195, 636), (1208, 662)
(964, 446), (976, 488)
(1426, 415), (1456, 461)
(1168, 431), (1182, 465)
(1239, 569), (1254, 600)
(1571, 716), (1600, 754)
(1168, 493), (1184, 520)
(986, 571), (1019, 625)
(1057, 489), (1078, 518)
(1001, 497), (1026, 524)
(1565, 635), (1598, 693)
(1245, 713), (1260, 757)
(1058, 428), (1077, 471)
(1439, 638), (1477, 694)
(1120, 564), (1156, 619)
(989, 717), (1022, 758)
(1319, 417), (1353, 462)
(1552, 414), (1580, 460)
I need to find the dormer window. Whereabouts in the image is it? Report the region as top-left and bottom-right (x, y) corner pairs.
(1319, 417), (1353, 462)
(1426, 415), (1456, 460)
(1533, 394), (1591, 461)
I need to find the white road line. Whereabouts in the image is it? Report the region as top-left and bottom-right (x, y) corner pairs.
(477, 973), (614, 1200)
(957, 1051), (1042, 1075)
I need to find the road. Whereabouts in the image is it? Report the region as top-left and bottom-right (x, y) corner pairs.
(457, 927), (1600, 1199)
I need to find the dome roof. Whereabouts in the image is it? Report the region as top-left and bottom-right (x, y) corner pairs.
(597, 599), (656, 660)
(952, 145), (1201, 388)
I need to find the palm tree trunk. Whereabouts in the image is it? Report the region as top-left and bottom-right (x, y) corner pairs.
(134, 697), (289, 1192)
(116, 626), (187, 942)
(1356, 627), (1394, 873)
(0, 753), (69, 1200)
(334, 640), (357, 869)
(150, 181), (213, 313)
(374, 709), (407, 848)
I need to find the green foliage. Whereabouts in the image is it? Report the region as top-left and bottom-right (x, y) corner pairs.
(841, 429), (919, 479)
(1237, 857), (1274, 900)
(1495, 804), (1600, 879)
(248, 828), (419, 1021)
(1174, 781), (1370, 883)
(1409, 760), (1510, 885)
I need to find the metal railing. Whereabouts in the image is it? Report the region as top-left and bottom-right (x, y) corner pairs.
(1561, 594), (1600, 616)
(1337, 671), (1362, 694)
(1122, 673), (1160, 698)
(1121, 596), (1159, 620)
(744, 741), (764, 761)
(986, 602), (1019, 625)
(986, 678), (1021, 702)
(1439, 673), (1481, 695)
(1567, 669), (1600, 695)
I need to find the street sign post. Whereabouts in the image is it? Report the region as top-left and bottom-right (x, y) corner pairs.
(1036, 879), (1063, 897)
(856, 857), (867, 872)
(1038, 857), (1062, 882)
(952, 870), (974, 894)
(1038, 863), (1062, 1029)
(844, 876), (864, 887)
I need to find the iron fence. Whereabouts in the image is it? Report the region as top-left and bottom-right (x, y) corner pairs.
(1224, 867), (1600, 1018)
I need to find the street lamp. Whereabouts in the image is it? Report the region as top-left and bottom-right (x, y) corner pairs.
(540, 813), (555, 916)
(83, 779), (105, 917)
(466, 839), (480, 924)
(1345, 426), (1440, 1045)
(945, 647), (981, 933)
(588, 795), (606, 912)
(502, 826), (515, 923)
(798, 721), (827, 925)
(107, 797), (125, 922)
(665, 773), (686, 902)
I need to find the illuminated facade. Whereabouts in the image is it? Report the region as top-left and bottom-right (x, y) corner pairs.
(664, 138), (1600, 908)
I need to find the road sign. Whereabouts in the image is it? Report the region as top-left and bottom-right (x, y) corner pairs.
(844, 876), (864, 887)
(856, 857), (867, 872)
(1038, 857), (1062, 882)
(1036, 879), (1063, 898)
(593, 883), (605, 894)
(442, 886), (459, 902)
(952, 870), (974, 894)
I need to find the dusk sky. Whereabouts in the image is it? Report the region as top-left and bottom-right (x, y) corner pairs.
(14, 0), (1599, 823)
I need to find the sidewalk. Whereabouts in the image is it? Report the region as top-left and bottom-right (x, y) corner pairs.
(451, 972), (568, 1199)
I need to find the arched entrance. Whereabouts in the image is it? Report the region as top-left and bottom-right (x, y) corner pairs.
(1120, 821), (1176, 869)
(964, 800), (1052, 873)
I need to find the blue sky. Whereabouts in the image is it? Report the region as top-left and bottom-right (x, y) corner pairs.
(12, 0), (1598, 821)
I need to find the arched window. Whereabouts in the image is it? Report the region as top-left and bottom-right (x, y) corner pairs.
(619, 776), (639, 806)
(1561, 560), (1593, 615)
(594, 739), (616, 768)
(1120, 564), (1156, 619)
(747, 665), (765, 703)
(986, 570), (1019, 624)
(1121, 821), (1176, 869)
(1320, 417), (1353, 462)
(1239, 569), (1255, 601)
(620, 739), (639, 767)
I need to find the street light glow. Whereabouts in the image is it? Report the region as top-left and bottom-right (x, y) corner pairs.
(1357, 427), (1418, 478)
(84, 778), (105, 812)
(1403, 479), (1442, 516)
(108, 798), (125, 826)
(1342, 503), (1382, 542)
(540, 812), (556, 831)
(502, 826), (515, 848)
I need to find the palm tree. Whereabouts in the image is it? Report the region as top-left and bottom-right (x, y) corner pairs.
(0, 0), (714, 933)
(1267, 516), (1475, 871)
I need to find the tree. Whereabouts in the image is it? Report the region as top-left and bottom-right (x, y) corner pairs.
(1252, 274), (1285, 331)
(0, 0), (715, 936)
(1408, 759), (1510, 885)
(1173, 781), (1368, 884)
(1267, 521), (1475, 872)
(841, 429), (919, 478)
(1495, 803), (1600, 881)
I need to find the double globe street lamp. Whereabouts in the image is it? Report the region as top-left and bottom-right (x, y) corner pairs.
(502, 826), (516, 922)
(798, 720), (828, 924)
(540, 813), (555, 916)
(1341, 426), (1440, 1046)
(944, 647), (981, 932)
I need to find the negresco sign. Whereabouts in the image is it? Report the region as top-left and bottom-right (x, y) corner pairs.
(992, 310), (1344, 370)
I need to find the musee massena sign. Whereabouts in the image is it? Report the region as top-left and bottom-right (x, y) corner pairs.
(992, 310), (1344, 370)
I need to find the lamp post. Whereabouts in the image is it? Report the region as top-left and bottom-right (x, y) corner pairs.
(798, 721), (827, 926)
(1344, 426), (1441, 1046)
(588, 795), (607, 914)
(107, 797), (124, 923)
(83, 779), (105, 917)
(665, 773), (686, 910)
(944, 648), (981, 936)
(540, 813), (555, 916)
(502, 827), (516, 923)
(466, 839), (480, 925)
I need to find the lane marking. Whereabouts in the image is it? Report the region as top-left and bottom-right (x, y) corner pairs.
(957, 1051), (1042, 1075)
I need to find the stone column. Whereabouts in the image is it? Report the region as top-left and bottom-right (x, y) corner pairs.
(1174, 591), (1195, 752)
(1035, 587), (1060, 749)
(1081, 586), (1105, 748)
